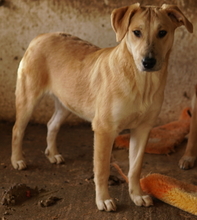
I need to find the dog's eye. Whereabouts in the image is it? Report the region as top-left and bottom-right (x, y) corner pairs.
(158, 30), (167, 38)
(133, 30), (141, 38)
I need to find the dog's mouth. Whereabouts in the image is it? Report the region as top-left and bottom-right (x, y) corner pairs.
(142, 67), (160, 72)
(142, 67), (158, 72)
(140, 65), (161, 73)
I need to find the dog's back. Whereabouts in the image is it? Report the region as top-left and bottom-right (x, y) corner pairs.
(17, 33), (104, 120)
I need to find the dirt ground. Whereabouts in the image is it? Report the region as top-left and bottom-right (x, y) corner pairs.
(0, 122), (197, 220)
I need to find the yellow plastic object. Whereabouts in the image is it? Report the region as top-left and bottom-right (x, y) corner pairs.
(140, 173), (197, 216)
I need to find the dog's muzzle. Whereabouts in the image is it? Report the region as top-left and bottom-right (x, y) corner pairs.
(142, 57), (156, 70)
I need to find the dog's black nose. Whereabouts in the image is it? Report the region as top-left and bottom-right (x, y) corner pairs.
(142, 57), (156, 70)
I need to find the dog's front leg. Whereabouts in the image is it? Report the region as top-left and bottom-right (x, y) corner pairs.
(93, 131), (117, 211)
(128, 125), (153, 207)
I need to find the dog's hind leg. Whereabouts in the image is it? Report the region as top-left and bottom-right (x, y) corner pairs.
(179, 87), (197, 169)
(45, 96), (70, 164)
(12, 75), (44, 170)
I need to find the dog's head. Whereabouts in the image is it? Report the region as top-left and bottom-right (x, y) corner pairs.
(111, 3), (193, 72)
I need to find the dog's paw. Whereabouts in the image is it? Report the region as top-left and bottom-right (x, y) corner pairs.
(11, 158), (27, 170)
(96, 199), (117, 212)
(53, 154), (65, 164)
(131, 194), (153, 207)
(179, 156), (196, 170)
(45, 149), (65, 164)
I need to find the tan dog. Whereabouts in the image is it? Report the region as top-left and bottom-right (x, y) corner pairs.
(12, 3), (193, 211)
(179, 85), (197, 169)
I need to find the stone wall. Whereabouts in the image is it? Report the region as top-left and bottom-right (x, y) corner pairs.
(0, 0), (196, 125)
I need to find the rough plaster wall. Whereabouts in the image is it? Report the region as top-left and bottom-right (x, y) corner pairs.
(0, 0), (196, 125)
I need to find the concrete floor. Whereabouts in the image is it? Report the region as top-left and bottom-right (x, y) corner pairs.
(0, 122), (197, 220)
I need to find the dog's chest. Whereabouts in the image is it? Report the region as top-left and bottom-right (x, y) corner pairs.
(112, 83), (163, 130)
(117, 102), (152, 128)
(122, 106), (153, 129)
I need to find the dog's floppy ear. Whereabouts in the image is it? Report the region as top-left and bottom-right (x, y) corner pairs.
(111, 3), (140, 42)
(161, 4), (193, 33)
